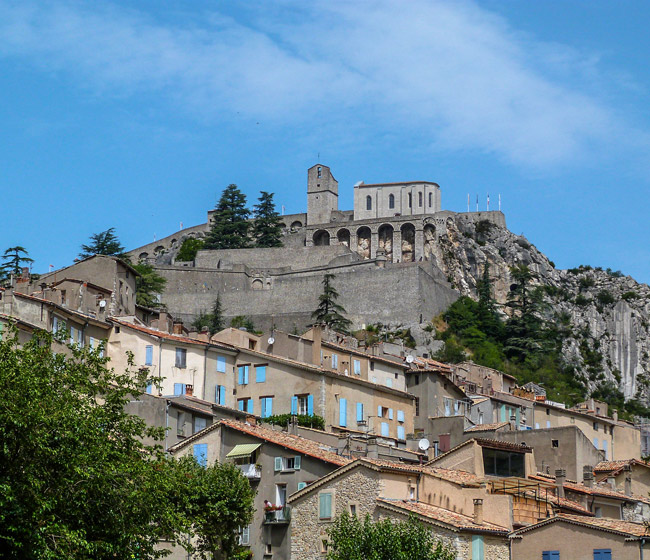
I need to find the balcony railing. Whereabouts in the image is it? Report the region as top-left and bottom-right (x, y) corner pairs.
(237, 463), (262, 479)
(264, 505), (291, 524)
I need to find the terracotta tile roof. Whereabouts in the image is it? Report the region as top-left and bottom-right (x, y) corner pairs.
(220, 419), (351, 467)
(321, 340), (408, 369)
(376, 499), (509, 534)
(474, 438), (532, 453)
(360, 457), (483, 487)
(529, 473), (650, 505)
(594, 459), (650, 475)
(466, 422), (510, 433)
(110, 318), (236, 351)
(511, 513), (650, 538)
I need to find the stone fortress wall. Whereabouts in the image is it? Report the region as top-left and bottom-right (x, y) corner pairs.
(128, 163), (506, 332)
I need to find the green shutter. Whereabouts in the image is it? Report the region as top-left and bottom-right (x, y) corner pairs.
(319, 493), (332, 519)
(274, 457), (283, 471)
(294, 456), (301, 470)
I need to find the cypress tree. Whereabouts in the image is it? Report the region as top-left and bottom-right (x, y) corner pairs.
(252, 191), (283, 248)
(204, 184), (251, 250)
(312, 273), (352, 333)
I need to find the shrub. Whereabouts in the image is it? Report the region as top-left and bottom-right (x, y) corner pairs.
(596, 290), (615, 306)
(176, 238), (204, 261)
(622, 291), (638, 301)
(574, 294), (590, 306)
(264, 414), (325, 431)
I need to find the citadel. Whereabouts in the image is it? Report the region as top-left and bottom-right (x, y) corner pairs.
(131, 164), (505, 332)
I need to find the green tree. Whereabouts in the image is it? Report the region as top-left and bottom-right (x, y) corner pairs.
(1, 246), (34, 275)
(192, 296), (225, 336)
(204, 185), (251, 250)
(252, 191), (283, 248)
(176, 238), (205, 262)
(132, 263), (167, 308)
(0, 325), (254, 559)
(79, 227), (127, 259)
(312, 273), (352, 333)
(476, 261), (503, 341)
(326, 513), (454, 560)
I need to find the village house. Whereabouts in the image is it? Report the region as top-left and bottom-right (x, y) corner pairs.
(593, 459), (650, 497)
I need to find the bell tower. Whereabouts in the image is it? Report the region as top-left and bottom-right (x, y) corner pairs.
(307, 164), (338, 225)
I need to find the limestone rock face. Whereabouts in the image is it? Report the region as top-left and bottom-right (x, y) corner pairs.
(434, 216), (650, 401)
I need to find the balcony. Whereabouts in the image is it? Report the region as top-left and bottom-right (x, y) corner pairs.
(264, 505), (291, 524)
(237, 463), (262, 480)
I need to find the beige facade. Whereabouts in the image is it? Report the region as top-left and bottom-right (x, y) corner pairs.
(353, 181), (441, 221)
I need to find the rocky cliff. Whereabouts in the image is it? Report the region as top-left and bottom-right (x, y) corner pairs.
(430, 216), (650, 401)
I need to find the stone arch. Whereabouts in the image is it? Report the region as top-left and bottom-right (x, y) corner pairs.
(357, 226), (371, 260)
(252, 278), (263, 290)
(138, 252), (149, 261)
(400, 223), (415, 262)
(378, 224), (394, 262)
(279, 222), (287, 229)
(313, 229), (330, 246)
(291, 220), (303, 229)
(337, 228), (351, 247)
(423, 224), (436, 261)
(171, 238), (177, 246)
(154, 245), (165, 255)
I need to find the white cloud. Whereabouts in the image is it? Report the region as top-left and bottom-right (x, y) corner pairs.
(0, 0), (644, 167)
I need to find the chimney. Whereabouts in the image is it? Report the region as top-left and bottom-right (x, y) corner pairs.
(473, 498), (483, 525)
(288, 414), (299, 435)
(337, 434), (349, 456)
(375, 248), (387, 268)
(157, 311), (168, 332)
(173, 320), (183, 335)
(624, 467), (632, 496)
(555, 469), (566, 499)
(198, 326), (210, 342)
(312, 325), (323, 366)
(509, 414), (517, 431)
(439, 433), (451, 454)
(367, 436), (379, 459)
(583, 465), (594, 488)
(184, 384), (193, 397)
(612, 410), (618, 422)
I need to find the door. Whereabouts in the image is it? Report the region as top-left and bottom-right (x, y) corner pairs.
(276, 484), (287, 520)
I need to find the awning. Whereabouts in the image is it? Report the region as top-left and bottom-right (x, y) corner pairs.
(226, 443), (262, 459)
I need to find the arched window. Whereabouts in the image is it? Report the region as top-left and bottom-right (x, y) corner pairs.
(366, 195), (372, 211)
(389, 194), (395, 209)
(317, 166), (322, 178)
(419, 192), (423, 207)
(429, 192), (433, 207)
(408, 193), (412, 208)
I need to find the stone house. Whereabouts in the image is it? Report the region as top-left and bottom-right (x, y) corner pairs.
(168, 419), (352, 560)
(288, 457), (511, 560)
(452, 361), (517, 396)
(509, 513), (650, 559)
(593, 459), (650, 497)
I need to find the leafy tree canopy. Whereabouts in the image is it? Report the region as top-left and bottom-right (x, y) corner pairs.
(252, 191), (283, 248)
(1, 246), (34, 275)
(312, 273), (352, 333)
(132, 262), (167, 308)
(79, 228), (127, 260)
(204, 185), (251, 250)
(0, 325), (254, 559)
(192, 296), (225, 336)
(176, 238), (205, 262)
(326, 513), (455, 560)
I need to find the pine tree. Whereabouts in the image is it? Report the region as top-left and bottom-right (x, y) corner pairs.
(79, 228), (126, 259)
(204, 184), (251, 250)
(312, 273), (352, 333)
(1, 246), (34, 275)
(192, 296), (225, 335)
(252, 191), (283, 248)
(476, 261), (503, 341)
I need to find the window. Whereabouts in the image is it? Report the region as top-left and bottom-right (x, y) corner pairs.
(428, 192), (432, 207)
(293, 394), (314, 416)
(356, 402), (364, 423)
(319, 492), (333, 519)
(593, 549), (611, 560)
(194, 416), (207, 433)
(552, 440), (559, 448)
(349, 504), (357, 516)
(321, 539), (329, 553)
(146, 382), (153, 394)
(593, 422), (599, 431)
(285, 456), (301, 470)
(255, 364), (266, 383)
(366, 195), (372, 210)
(546, 420), (551, 428)
(297, 481), (307, 490)
(385, 378), (392, 388)
(145, 345), (153, 366)
(261, 396), (273, 418)
(238, 365), (249, 385)
(397, 426), (405, 440)
(370, 361), (375, 371)
(238, 398), (253, 413)
(381, 422), (389, 437)
(546, 408), (550, 416)
(397, 410), (405, 423)
(594, 506), (602, 518)
(339, 398), (347, 427)
(388, 408), (394, 420)
(331, 354), (338, 369)
(408, 192), (412, 208)
(215, 385), (226, 406)
(317, 166), (322, 178)
(265, 544), (272, 555)
(175, 348), (187, 368)
(415, 397), (420, 416)
(482, 448), (525, 477)
(174, 383), (186, 396)
(542, 552), (559, 560)
(193, 443), (208, 467)
(60, 290), (66, 305)
(389, 194), (395, 209)
(471, 535), (484, 560)
(418, 192), (422, 207)
(216, 355), (226, 373)
(239, 525), (250, 546)
(353, 360), (361, 375)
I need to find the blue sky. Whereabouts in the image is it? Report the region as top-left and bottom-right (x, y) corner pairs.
(1, 0), (649, 283)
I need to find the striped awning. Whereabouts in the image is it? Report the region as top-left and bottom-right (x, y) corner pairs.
(226, 443), (262, 459)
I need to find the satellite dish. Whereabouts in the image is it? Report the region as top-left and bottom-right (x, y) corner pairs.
(267, 337), (275, 345)
(418, 438), (431, 451)
(406, 355), (414, 364)
(99, 300), (106, 308)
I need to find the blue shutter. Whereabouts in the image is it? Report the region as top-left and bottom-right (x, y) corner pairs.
(500, 404), (506, 422)
(267, 397), (273, 416)
(319, 493), (332, 519)
(397, 410), (405, 423)
(145, 345), (153, 366)
(247, 399), (253, 413)
(256, 365), (266, 383)
(356, 402), (364, 422)
(388, 408), (394, 420)
(397, 426), (405, 440)
(339, 398), (347, 427)
(381, 422), (389, 437)
(146, 383), (153, 394)
(238, 400), (245, 411)
(238, 366), (244, 385)
(219, 385), (226, 406)
(542, 552), (560, 560)
(217, 355), (226, 373)
(244, 366), (249, 384)
(174, 383), (185, 396)
(291, 396), (298, 415)
(307, 394), (314, 416)
(593, 550), (611, 560)
(471, 535), (484, 560)
(193, 443), (208, 467)
(378, 405), (382, 417)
